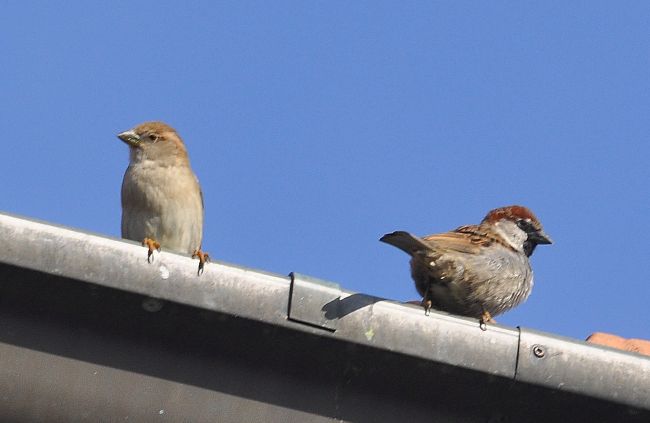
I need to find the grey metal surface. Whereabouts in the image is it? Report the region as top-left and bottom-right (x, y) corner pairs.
(0, 212), (522, 376)
(0, 211), (649, 422)
(517, 328), (650, 409)
(288, 272), (341, 331)
(1, 264), (644, 423)
(0, 340), (331, 423)
(0, 212), (290, 325)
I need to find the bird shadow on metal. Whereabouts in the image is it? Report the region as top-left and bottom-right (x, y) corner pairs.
(322, 293), (385, 320)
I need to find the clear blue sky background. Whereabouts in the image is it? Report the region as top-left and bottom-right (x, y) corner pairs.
(2, 2), (649, 340)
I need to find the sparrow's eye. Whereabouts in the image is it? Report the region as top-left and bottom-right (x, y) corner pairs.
(516, 219), (536, 233)
(148, 134), (158, 142)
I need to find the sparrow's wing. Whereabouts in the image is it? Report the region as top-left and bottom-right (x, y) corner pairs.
(380, 231), (433, 254)
(382, 225), (496, 256)
(420, 225), (490, 254)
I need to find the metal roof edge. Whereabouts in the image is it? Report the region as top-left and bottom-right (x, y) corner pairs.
(0, 211), (648, 411)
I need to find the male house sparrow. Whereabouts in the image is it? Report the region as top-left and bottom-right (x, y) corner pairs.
(380, 205), (552, 327)
(118, 121), (209, 274)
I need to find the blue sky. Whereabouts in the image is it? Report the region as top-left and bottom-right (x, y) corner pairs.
(2, 2), (649, 340)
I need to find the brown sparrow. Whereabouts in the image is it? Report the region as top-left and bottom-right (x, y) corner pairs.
(118, 121), (209, 274)
(380, 205), (552, 328)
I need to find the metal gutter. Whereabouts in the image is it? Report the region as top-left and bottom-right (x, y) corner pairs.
(0, 212), (648, 421)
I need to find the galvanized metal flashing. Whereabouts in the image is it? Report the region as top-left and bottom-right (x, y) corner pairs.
(0, 211), (648, 416)
(288, 272), (341, 331)
(516, 328), (650, 408)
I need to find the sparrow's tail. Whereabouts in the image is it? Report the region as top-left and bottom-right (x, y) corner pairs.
(379, 231), (430, 255)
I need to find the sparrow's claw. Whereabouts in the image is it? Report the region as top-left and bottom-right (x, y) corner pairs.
(422, 286), (432, 316)
(479, 310), (494, 331)
(423, 299), (432, 316)
(192, 249), (210, 276)
(142, 238), (161, 263)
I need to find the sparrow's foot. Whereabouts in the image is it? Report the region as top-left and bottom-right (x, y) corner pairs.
(422, 287), (433, 316)
(142, 238), (161, 263)
(422, 299), (432, 316)
(192, 249), (210, 276)
(479, 310), (494, 331)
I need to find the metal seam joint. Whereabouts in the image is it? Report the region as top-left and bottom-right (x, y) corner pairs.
(288, 272), (341, 331)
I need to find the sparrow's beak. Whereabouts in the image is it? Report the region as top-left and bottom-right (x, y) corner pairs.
(117, 130), (141, 148)
(530, 230), (553, 245)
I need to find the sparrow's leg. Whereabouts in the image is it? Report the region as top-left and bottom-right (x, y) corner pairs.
(192, 249), (210, 276)
(479, 310), (494, 331)
(142, 238), (161, 263)
(421, 285), (432, 316)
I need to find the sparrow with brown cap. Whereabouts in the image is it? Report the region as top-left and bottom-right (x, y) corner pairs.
(381, 205), (552, 329)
